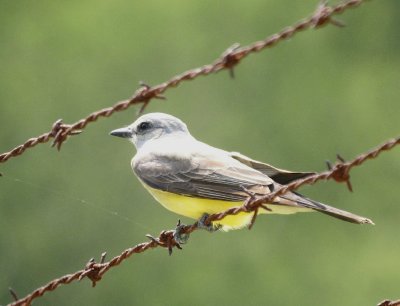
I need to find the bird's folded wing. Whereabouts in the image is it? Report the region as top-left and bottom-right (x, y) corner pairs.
(134, 154), (274, 202)
(230, 151), (315, 185)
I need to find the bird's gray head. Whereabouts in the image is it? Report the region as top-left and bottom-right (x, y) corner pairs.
(110, 113), (190, 149)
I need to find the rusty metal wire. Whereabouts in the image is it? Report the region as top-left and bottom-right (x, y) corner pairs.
(203, 136), (400, 228)
(8, 136), (399, 306)
(0, 0), (365, 165)
(5, 0), (392, 305)
(378, 299), (400, 306)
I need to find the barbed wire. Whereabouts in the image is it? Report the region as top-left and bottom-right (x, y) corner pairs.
(5, 0), (395, 305)
(0, 0), (365, 165)
(378, 299), (400, 306)
(7, 136), (399, 306)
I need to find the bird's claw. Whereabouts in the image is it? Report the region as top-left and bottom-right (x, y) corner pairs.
(173, 220), (190, 245)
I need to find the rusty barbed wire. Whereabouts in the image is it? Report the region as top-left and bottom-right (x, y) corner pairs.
(4, 0), (390, 305)
(378, 299), (400, 306)
(0, 0), (365, 165)
(8, 136), (399, 306)
(203, 136), (400, 228)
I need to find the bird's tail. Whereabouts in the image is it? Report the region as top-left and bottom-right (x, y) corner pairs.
(278, 192), (374, 225)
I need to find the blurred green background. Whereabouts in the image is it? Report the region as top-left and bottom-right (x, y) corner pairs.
(1, 0), (399, 305)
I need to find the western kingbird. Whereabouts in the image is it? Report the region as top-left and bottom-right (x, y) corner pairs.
(110, 113), (373, 231)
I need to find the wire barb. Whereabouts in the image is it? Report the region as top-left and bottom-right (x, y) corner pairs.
(9, 288), (18, 302)
(326, 154), (353, 192)
(220, 43), (241, 78)
(312, 1), (346, 28)
(50, 119), (83, 151)
(79, 253), (107, 287)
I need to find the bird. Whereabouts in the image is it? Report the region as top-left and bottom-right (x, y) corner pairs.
(110, 112), (373, 231)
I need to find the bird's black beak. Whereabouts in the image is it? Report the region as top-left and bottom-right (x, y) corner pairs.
(109, 127), (133, 138)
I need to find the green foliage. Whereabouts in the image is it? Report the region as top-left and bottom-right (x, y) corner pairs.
(0, 1), (399, 305)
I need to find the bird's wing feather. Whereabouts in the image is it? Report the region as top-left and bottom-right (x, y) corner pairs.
(133, 152), (274, 202)
(133, 147), (373, 224)
(230, 151), (315, 184)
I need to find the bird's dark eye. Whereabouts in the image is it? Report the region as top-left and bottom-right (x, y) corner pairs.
(137, 121), (152, 133)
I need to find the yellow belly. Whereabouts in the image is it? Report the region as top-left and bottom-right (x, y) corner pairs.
(144, 185), (311, 231)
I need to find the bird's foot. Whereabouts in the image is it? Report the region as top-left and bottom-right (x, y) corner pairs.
(197, 213), (221, 232)
(173, 220), (190, 245)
